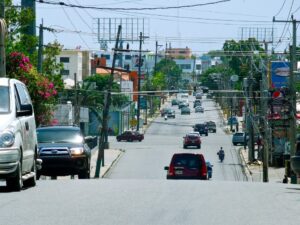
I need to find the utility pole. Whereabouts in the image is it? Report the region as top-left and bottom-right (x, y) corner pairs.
(95, 25), (122, 178)
(0, 18), (6, 78)
(248, 59), (255, 162)
(154, 41), (162, 75)
(37, 20), (43, 73)
(136, 32), (148, 131)
(74, 73), (80, 126)
(273, 16), (299, 183)
(0, 0), (4, 19)
(261, 42), (270, 182)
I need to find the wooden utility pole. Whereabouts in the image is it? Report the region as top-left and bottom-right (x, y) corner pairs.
(37, 21), (43, 73)
(95, 25), (122, 178)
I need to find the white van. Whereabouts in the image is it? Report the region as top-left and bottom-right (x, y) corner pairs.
(0, 78), (41, 191)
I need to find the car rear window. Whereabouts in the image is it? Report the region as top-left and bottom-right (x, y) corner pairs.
(173, 155), (201, 169)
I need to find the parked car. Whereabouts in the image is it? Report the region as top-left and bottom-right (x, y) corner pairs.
(36, 126), (91, 179)
(227, 116), (239, 126)
(193, 123), (208, 136)
(205, 121), (216, 133)
(232, 132), (248, 146)
(116, 130), (144, 142)
(195, 106), (204, 113)
(171, 99), (179, 106)
(167, 109), (176, 118)
(202, 86), (209, 93)
(183, 133), (201, 149)
(206, 161), (213, 179)
(164, 153), (208, 180)
(0, 78), (41, 191)
(181, 106), (191, 115)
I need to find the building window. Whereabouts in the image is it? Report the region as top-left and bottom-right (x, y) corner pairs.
(125, 55), (131, 60)
(101, 54), (110, 60)
(180, 64), (191, 70)
(60, 69), (70, 75)
(196, 64), (201, 70)
(60, 57), (70, 63)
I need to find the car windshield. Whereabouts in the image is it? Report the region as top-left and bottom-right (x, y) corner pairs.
(0, 86), (9, 113)
(37, 129), (83, 143)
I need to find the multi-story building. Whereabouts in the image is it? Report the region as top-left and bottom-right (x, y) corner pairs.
(57, 49), (92, 88)
(166, 47), (192, 59)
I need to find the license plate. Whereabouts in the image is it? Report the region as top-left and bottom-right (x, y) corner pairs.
(175, 170), (183, 175)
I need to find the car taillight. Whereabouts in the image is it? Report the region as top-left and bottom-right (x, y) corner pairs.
(169, 165), (175, 176)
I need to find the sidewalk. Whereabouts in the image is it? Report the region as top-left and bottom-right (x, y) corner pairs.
(239, 147), (286, 183)
(90, 148), (124, 178)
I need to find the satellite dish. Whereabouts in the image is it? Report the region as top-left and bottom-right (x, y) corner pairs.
(230, 75), (239, 82)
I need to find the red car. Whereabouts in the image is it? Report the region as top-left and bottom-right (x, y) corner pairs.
(183, 133), (201, 149)
(164, 153), (208, 180)
(116, 131), (144, 142)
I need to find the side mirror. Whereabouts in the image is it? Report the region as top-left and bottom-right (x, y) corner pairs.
(164, 166), (169, 170)
(16, 104), (33, 117)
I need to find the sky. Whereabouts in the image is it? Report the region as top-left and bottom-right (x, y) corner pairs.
(14, 0), (300, 55)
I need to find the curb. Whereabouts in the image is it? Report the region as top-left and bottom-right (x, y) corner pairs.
(100, 149), (125, 178)
(238, 147), (253, 182)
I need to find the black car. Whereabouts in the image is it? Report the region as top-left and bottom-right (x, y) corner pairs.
(193, 123), (208, 136)
(36, 126), (91, 179)
(181, 106), (191, 115)
(116, 130), (144, 142)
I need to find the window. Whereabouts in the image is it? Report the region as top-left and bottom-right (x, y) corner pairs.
(180, 64), (191, 70)
(125, 55), (131, 60)
(15, 83), (31, 105)
(60, 57), (70, 63)
(0, 86), (9, 112)
(101, 54), (110, 60)
(61, 69), (70, 75)
(196, 64), (201, 70)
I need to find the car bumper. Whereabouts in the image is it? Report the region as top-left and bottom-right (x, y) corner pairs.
(167, 175), (207, 180)
(38, 155), (89, 176)
(0, 147), (20, 176)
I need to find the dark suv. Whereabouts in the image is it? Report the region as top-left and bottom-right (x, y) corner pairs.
(205, 121), (216, 133)
(36, 126), (91, 179)
(193, 123), (208, 136)
(164, 153), (207, 180)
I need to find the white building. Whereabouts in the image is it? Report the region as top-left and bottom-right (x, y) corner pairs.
(57, 50), (92, 88)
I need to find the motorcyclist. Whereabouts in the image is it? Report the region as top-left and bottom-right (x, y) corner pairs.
(217, 147), (225, 161)
(164, 114), (168, 120)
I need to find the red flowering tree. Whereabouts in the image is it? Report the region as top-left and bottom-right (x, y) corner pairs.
(6, 52), (60, 126)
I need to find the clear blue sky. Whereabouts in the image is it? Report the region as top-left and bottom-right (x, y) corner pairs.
(15, 0), (300, 54)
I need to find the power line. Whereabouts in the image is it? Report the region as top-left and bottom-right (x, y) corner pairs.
(35, 0), (230, 11)
(274, 0), (287, 17)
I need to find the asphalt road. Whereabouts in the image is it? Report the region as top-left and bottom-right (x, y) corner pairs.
(2, 94), (300, 225)
(106, 94), (247, 181)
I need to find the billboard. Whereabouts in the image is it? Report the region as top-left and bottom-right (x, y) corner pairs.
(271, 61), (290, 88)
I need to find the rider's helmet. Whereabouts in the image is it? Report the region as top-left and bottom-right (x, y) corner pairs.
(220, 147), (223, 150)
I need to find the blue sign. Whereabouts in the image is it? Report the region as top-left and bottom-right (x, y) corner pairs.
(139, 97), (147, 109)
(271, 61), (290, 88)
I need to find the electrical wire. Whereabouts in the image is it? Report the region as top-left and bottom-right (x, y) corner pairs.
(274, 0), (287, 17)
(35, 0), (231, 11)
(60, 3), (91, 49)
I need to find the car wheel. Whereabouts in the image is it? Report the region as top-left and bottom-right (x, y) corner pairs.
(117, 138), (120, 142)
(24, 159), (36, 188)
(205, 133), (208, 136)
(183, 145), (187, 149)
(6, 162), (23, 192)
(197, 145), (201, 149)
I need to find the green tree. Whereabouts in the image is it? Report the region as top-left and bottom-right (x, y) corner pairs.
(154, 58), (182, 90)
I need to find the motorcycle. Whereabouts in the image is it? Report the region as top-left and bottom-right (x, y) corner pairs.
(217, 150), (225, 162)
